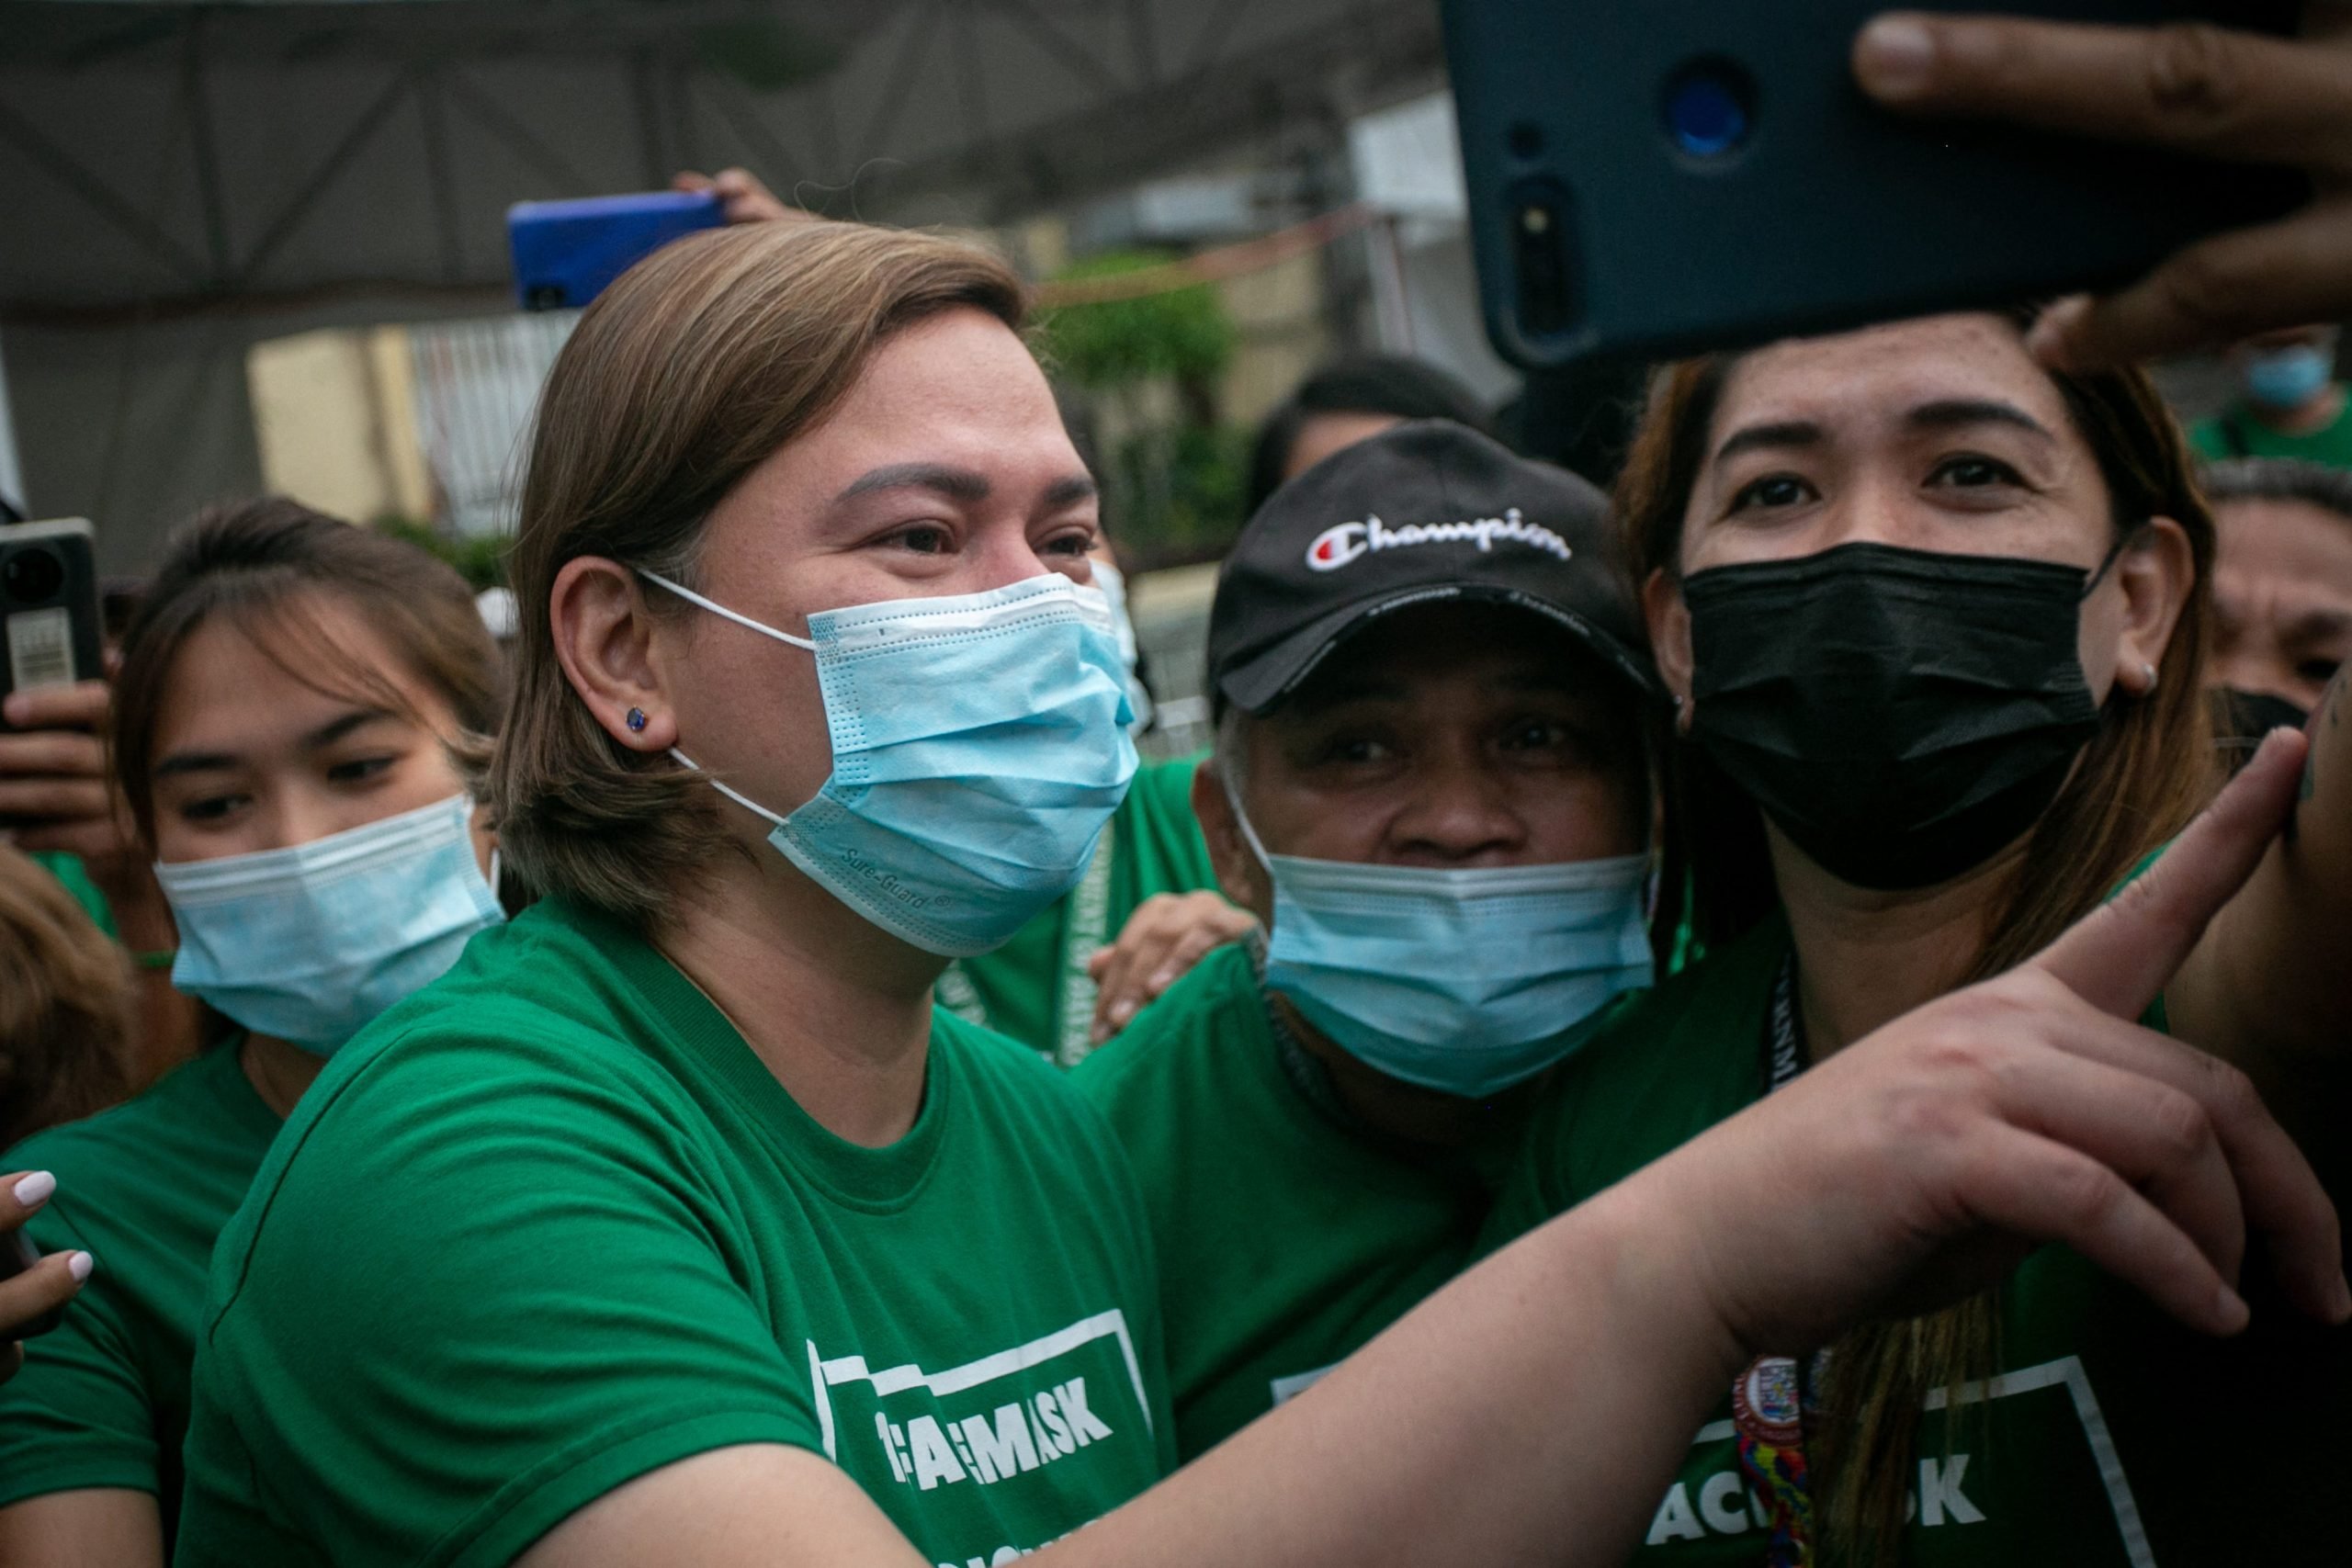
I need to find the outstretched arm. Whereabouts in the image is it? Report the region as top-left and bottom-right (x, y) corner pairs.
(2177, 671), (2352, 1162)
(525, 733), (2346, 1568)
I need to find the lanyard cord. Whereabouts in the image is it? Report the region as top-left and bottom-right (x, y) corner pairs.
(1736, 951), (1818, 1568)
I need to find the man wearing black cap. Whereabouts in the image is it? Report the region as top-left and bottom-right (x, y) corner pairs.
(1071, 420), (1663, 1461)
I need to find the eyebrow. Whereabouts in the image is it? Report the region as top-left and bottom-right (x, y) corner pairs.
(1713, 421), (1822, 466)
(835, 463), (993, 503)
(153, 708), (396, 779)
(1711, 399), (2058, 468)
(832, 463), (1099, 513)
(1904, 399), (2056, 444)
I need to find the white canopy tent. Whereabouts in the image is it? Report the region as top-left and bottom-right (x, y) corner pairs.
(0, 0), (1448, 566)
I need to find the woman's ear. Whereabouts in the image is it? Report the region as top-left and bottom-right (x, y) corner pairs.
(1191, 754), (1270, 922)
(550, 558), (680, 751)
(2102, 517), (2195, 699)
(1643, 567), (1695, 732)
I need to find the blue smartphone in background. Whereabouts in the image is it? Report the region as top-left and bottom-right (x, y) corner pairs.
(506, 190), (726, 311)
(1442, 0), (2305, 370)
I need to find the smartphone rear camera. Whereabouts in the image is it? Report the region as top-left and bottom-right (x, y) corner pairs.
(1, 546), (64, 604)
(1663, 60), (1754, 161)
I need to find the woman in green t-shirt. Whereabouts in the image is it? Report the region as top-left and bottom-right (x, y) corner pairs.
(0, 498), (509, 1565)
(1490, 309), (2352, 1564)
(165, 216), (2347, 1568)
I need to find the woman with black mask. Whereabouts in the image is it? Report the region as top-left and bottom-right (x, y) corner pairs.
(1484, 310), (2350, 1568)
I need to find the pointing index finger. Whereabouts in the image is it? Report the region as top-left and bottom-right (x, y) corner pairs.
(1854, 11), (2352, 172)
(2031, 728), (2306, 1019)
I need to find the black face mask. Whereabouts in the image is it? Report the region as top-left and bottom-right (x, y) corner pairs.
(1682, 541), (2108, 891)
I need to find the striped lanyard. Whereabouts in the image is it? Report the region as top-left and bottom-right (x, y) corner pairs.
(1736, 953), (1819, 1568)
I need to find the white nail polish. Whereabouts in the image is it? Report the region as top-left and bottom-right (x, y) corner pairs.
(67, 1251), (94, 1281)
(12, 1170), (55, 1208)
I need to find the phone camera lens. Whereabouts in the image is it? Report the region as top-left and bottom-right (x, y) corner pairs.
(1663, 61), (1753, 160)
(1, 546), (64, 604)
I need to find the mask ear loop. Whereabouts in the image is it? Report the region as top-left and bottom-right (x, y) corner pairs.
(639, 571), (818, 651)
(2079, 522), (2145, 601)
(671, 750), (790, 829)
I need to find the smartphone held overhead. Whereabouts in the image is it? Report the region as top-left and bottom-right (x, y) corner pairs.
(1442, 0), (2306, 369)
(0, 518), (102, 730)
(506, 188), (725, 311)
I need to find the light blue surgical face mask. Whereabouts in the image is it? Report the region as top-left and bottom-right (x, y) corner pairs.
(153, 793), (504, 1056)
(643, 570), (1138, 957)
(1233, 799), (1654, 1100)
(2243, 344), (2335, 412)
(1091, 559), (1155, 737)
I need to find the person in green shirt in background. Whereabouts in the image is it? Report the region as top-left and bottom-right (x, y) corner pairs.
(2189, 324), (2352, 468)
(1074, 420), (1661, 1460)
(933, 540), (1248, 1067)
(0, 498), (509, 1567)
(1487, 307), (2352, 1566)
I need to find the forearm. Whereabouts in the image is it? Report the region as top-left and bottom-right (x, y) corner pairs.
(1046, 1183), (1745, 1568)
(2179, 674), (2352, 1153)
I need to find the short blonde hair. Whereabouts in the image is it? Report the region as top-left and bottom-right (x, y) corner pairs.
(492, 220), (1028, 924)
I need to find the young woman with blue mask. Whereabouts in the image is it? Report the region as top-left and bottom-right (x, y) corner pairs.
(0, 497), (505, 1565)
(174, 220), (2346, 1568)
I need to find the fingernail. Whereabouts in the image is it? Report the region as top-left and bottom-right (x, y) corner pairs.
(1855, 15), (1936, 99)
(2214, 1283), (2250, 1334)
(1148, 969), (1176, 991)
(1111, 1001), (1135, 1024)
(67, 1251), (93, 1282)
(2026, 297), (2088, 370)
(12, 1170), (54, 1209)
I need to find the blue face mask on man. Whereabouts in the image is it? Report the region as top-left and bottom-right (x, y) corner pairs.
(644, 570), (1138, 957)
(154, 793), (505, 1056)
(2242, 344), (2336, 412)
(1231, 797), (1654, 1100)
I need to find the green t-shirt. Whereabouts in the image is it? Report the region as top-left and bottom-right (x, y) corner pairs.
(937, 757), (1221, 1067)
(1071, 943), (1506, 1461)
(2189, 394), (2352, 468)
(0, 1043), (277, 1538)
(1482, 914), (2351, 1566)
(175, 899), (1175, 1568)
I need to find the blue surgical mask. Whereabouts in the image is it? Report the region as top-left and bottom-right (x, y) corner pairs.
(644, 571), (1138, 957)
(1091, 559), (1155, 737)
(2243, 344), (2335, 412)
(154, 793), (504, 1056)
(1235, 802), (1653, 1100)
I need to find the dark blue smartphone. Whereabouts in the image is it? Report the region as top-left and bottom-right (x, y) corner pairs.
(1442, 1), (2305, 368)
(506, 189), (726, 311)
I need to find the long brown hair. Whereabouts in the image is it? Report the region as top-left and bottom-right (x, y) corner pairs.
(111, 496), (503, 854)
(1615, 314), (2219, 1557)
(491, 220), (1026, 925)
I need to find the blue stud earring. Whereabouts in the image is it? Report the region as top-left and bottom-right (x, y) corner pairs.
(626, 707), (648, 733)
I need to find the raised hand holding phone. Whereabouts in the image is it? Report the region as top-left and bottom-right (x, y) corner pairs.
(1854, 6), (2352, 367)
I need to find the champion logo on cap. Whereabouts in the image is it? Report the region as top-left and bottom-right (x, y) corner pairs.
(1304, 508), (1574, 572)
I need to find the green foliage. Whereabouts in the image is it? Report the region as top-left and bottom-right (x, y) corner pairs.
(372, 517), (510, 594)
(1102, 423), (1250, 564)
(1035, 251), (1237, 389)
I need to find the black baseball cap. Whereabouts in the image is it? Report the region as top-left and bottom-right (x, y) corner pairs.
(1208, 419), (1655, 714)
